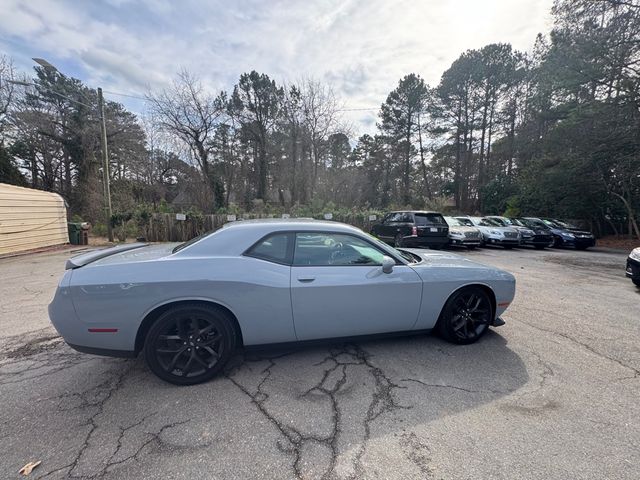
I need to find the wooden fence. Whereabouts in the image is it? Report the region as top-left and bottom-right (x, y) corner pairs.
(140, 213), (380, 242)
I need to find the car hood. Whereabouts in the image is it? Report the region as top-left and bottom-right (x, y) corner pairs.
(448, 226), (479, 234)
(68, 243), (180, 269)
(402, 249), (515, 281)
(403, 249), (494, 269)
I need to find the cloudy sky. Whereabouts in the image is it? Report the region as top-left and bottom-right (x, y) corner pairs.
(1, 0), (554, 132)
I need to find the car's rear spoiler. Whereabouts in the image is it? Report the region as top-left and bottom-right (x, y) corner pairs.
(65, 243), (149, 270)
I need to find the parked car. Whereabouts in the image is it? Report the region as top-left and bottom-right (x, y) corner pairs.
(49, 219), (516, 385)
(371, 211), (449, 249)
(455, 216), (521, 248)
(490, 216), (554, 249)
(626, 247), (640, 287)
(529, 218), (596, 250)
(443, 216), (482, 249)
(486, 216), (536, 247)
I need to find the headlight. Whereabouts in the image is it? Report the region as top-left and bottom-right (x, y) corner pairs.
(563, 232), (575, 239)
(450, 230), (463, 236)
(630, 248), (640, 261)
(524, 229), (534, 236)
(490, 230), (502, 235)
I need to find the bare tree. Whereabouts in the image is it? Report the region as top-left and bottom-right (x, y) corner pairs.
(299, 79), (341, 195)
(147, 70), (226, 208)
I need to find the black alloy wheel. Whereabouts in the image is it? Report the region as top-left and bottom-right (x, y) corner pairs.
(144, 304), (235, 385)
(437, 286), (492, 345)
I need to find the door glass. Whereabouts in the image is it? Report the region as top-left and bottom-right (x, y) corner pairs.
(294, 233), (386, 266)
(246, 233), (291, 264)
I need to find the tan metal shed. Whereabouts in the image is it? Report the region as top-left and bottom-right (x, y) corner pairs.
(0, 183), (69, 255)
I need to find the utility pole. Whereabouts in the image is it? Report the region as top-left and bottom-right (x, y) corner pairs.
(97, 87), (114, 242)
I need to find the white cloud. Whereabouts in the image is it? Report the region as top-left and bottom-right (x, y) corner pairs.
(0, 0), (554, 133)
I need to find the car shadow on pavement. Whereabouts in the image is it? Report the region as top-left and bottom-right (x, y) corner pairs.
(0, 329), (528, 479)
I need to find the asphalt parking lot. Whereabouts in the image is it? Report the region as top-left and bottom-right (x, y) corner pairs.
(0, 245), (638, 479)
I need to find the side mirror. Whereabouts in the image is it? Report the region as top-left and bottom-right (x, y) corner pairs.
(381, 256), (395, 274)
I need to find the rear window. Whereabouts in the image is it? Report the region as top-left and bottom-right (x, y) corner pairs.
(414, 213), (445, 226)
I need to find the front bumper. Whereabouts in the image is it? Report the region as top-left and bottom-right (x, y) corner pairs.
(626, 257), (640, 279)
(486, 237), (520, 246)
(449, 236), (481, 246)
(523, 234), (553, 246)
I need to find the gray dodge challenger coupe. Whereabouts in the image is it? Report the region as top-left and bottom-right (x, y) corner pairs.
(49, 219), (516, 385)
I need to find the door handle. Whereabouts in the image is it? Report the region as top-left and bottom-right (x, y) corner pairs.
(297, 277), (316, 283)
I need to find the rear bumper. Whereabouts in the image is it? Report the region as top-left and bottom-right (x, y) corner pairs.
(403, 235), (449, 248)
(68, 343), (136, 358)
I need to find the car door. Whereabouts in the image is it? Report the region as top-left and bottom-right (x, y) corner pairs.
(290, 231), (423, 341)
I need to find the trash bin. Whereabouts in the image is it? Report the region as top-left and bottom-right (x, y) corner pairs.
(68, 222), (90, 245)
(68, 222), (81, 245)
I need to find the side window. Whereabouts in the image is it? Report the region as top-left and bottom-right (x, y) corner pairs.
(246, 233), (292, 264)
(293, 233), (387, 266)
(387, 213), (403, 223)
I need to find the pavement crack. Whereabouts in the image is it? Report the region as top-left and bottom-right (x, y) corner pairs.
(513, 317), (640, 378)
(400, 377), (502, 394)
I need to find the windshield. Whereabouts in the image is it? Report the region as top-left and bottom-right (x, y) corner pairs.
(519, 218), (544, 229)
(363, 231), (421, 263)
(456, 217), (474, 226)
(480, 217), (501, 227)
(444, 216), (462, 227)
(490, 217), (508, 226)
(552, 219), (577, 229)
(542, 219), (561, 228)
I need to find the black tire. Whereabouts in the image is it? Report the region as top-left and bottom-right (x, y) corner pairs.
(436, 286), (492, 345)
(466, 245), (476, 250)
(553, 236), (562, 248)
(632, 278), (640, 287)
(394, 234), (404, 248)
(534, 245), (545, 250)
(575, 245), (589, 250)
(144, 304), (236, 385)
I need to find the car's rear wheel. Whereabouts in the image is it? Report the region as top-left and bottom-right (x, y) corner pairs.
(144, 304), (236, 385)
(633, 278), (640, 287)
(437, 286), (492, 345)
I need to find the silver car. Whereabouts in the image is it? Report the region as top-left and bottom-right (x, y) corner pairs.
(455, 216), (521, 249)
(49, 219), (516, 385)
(444, 216), (482, 249)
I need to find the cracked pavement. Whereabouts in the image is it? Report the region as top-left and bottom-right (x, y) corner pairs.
(0, 245), (638, 479)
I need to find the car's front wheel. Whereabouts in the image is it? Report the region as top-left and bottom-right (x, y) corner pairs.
(633, 278), (640, 287)
(144, 304), (236, 385)
(437, 286), (492, 345)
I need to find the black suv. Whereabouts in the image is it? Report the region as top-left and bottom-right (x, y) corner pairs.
(371, 211), (449, 248)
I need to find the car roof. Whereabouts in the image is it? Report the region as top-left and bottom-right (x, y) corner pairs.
(222, 218), (358, 232)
